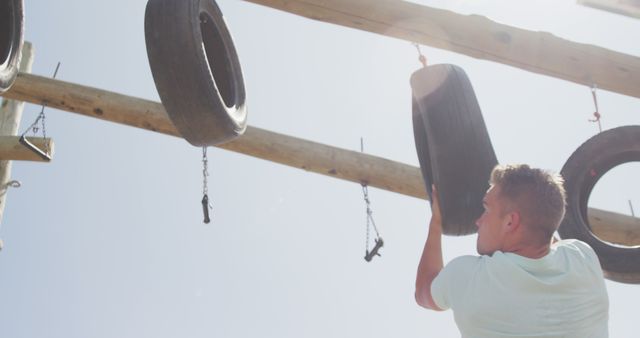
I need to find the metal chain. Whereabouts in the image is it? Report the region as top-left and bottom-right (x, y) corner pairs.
(413, 43), (428, 68)
(201, 147), (213, 224)
(362, 183), (380, 253)
(23, 62), (60, 155)
(589, 84), (602, 133)
(202, 147), (209, 196)
(360, 138), (381, 255)
(364, 184), (371, 254)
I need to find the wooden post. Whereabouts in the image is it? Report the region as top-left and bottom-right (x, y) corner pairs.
(0, 42), (34, 249)
(243, 0), (640, 99)
(0, 73), (638, 245)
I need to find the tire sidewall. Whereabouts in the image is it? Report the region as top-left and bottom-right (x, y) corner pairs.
(560, 125), (640, 283)
(193, 0), (247, 131)
(0, 0), (24, 92)
(145, 0), (246, 146)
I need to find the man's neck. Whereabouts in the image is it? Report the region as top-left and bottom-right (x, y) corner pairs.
(502, 230), (553, 259)
(506, 243), (551, 259)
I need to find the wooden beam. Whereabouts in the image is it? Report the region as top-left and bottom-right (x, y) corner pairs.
(0, 136), (54, 162)
(578, 0), (640, 19)
(1, 73), (426, 199)
(589, 207), (640, 246)
(0, 42), (34, 250)
(243, 0), (640, 99)
(1, 73), (638, 246)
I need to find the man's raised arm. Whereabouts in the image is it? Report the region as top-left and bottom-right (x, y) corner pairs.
(415, 185), (445, 311)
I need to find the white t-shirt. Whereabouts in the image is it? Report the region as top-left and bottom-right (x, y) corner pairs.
(431, 239), (609, 338)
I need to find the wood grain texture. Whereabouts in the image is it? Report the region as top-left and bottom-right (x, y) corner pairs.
(244, 0), (640, 98)
(0, 42), (34, 231)
(0, 136), (54, 162)
(579, 0), (640, 19)
(1, 73), (638, 244)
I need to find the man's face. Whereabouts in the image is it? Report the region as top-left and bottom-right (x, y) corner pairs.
(475, 185), (510, 255)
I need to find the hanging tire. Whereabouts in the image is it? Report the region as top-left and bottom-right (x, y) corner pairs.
(0, 0), (24, 93)
(559, 125), (640, 284)
(145, 0), (247, 146)
(411, 64), (498, 236)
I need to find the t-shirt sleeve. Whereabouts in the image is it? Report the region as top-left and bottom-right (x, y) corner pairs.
(567, 239), (604, 276)
(572, 240), (599, 263)
(431, 255), (479, 310)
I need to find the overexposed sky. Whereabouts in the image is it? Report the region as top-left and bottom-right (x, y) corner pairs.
(1, 1), (639, 337)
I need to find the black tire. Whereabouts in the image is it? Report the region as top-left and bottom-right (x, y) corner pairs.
(559, 125), (640, 284)
(145, 0), (247, 146)
(0, 0), (24, 93)
(411, 64), (498, 236)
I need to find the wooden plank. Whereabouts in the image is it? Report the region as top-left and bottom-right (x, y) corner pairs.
(243, 0), (640, 99)
(0, 42), (34, 250)
(578, 0), (640, 19)
(0, 136), (54, 162)
(1, 73), (638, 246)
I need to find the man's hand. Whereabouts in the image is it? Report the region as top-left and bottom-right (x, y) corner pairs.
(430, 184), (443, 226)
(415, 184), (445, 311)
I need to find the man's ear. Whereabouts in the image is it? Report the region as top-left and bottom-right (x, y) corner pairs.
(504, 211), (521, 233)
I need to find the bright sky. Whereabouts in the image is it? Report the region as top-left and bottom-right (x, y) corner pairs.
(1, 0), (639, 337)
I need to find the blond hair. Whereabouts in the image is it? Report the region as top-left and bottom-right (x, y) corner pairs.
(490, 164), (566, 243)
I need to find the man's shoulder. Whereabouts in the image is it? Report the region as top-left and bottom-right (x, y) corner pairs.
(436, 255), (482, 283)
(554, 239), (599, 261)
(445, 255), (482, 270)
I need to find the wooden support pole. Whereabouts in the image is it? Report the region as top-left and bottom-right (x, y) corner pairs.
(0, 42), (34, 249)
(0, 136), (54, 162)
(243, 0), (640, 99)
(1, 73), (638, 246)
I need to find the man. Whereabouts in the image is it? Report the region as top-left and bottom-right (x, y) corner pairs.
(415, 164), (609, 337)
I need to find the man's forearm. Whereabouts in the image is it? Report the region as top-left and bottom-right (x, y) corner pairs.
(415, 186), (445, 310)
(416, 219), (443, 310)
(415, 217), (444, 310)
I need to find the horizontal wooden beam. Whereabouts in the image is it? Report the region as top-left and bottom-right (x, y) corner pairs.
(2, 73), (425, 198)
(578, 0), (640, 19)
(1, 73), (638, 246)
(589, 207), (640, 245)
(243, 0), (640, 99)
(0, 136), (54, 162)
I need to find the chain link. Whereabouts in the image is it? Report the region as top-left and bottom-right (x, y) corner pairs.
(202, 147), (209, 196)
(23, 62), (60, 155)
(413, 43), (427, 67)
(41, 110), (48, 154)
(363, 184), (370, 254)
(360, 137), (382, 260)
(589, 84), (602, 133)
(201, 146), (213, 224)
(363, 184), (380, 253)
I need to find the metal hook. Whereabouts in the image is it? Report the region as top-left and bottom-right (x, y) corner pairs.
(588, 84), (602, 133)
(4, 180), (21, 189)
(412, 43), (428, 67)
